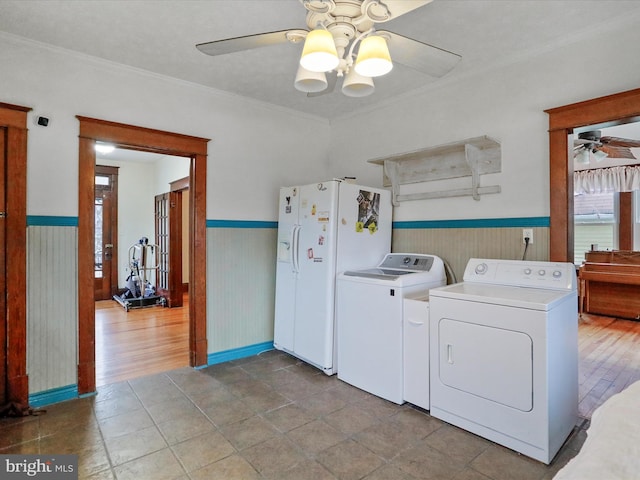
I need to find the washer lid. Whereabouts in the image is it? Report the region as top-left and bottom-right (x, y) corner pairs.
(343, 268), (415, 280)
(429, 282), (576, 311)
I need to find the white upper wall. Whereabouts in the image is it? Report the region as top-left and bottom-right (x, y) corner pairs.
(154, 155), (190, 196)
(328, 19), (640, 222)
(0, 33), (331, 221)
(2, 15), (640, 224)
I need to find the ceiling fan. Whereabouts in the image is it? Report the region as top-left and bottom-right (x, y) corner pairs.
(574, 130), (640, 163)
(196, 0), (461, 98)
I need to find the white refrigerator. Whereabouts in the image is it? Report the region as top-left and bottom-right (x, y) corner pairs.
(274, 180), (392, 375)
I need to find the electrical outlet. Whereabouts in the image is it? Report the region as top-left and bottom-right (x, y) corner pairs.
(522, 228), (533, 244)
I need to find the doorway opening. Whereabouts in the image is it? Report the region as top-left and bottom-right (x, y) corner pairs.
(93, 148), (191, 386)
(546, 87), (640, 262)
(77, 116), (209, 394)
(572, 121), (640, 265)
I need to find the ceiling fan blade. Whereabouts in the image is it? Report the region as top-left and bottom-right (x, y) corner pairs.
(365, 0), (433, 22)
(196, 30), (303, 56)
(307, 72), (338, 97)
(601, 136), (640, 148)
(600, 145), (637, 159)
(378, 30), (461, 78)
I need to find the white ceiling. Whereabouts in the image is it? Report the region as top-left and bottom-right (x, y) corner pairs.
(95, 147), (177, 164)
(2, 0), (640, 120)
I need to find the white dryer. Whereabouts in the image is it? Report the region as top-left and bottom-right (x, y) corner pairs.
(429, 258), (578, 464)
(336, 253), (446, 404)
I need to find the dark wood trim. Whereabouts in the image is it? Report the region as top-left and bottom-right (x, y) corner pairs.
(0, 103), (30, 406)
(546, 89), (640, 132)
(0, 103), (31, 128)
(190, 153), (208, 366)
(77, 116), (209, 395)
(168, 191), (183, 308)
(619, 192), (633, 251)
(96, 165), (120, 176)
(546, 88), (640, 262)
(548, 129), (573, 262)
(77, 117), (208, 156)
(170, 176), (189, 192)
(78, 137), (96, 392)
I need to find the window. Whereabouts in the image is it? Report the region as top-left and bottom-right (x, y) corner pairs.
(574, 192), (617, 265)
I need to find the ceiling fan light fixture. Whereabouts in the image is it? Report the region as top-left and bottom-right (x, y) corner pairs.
(574, 148), (590, 164)
(593, 149), (608, 162)
(354, 35), (392, 77)
(299, 27), (339, 73)
(341, 68), (375, 97)
(294, 65), (328, 93)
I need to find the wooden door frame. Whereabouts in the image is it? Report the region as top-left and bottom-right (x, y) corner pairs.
(0, 103), (29, 407)
(545, 88), (640, 262)
(78, 116), (209, 394)
(94, 165), (119, 300)
(170, 177), (189, 296)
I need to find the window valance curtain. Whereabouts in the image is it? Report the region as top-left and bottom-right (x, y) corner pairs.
(574, 165), (640, 194)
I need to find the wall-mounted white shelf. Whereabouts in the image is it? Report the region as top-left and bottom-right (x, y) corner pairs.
(369, 136), (501, 205)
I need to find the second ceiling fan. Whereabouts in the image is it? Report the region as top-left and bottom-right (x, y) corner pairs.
(574, 130), (640, 163)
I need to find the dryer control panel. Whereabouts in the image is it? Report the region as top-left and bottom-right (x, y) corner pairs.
(463, 258), (576, 291)
(378, 253), (435, 272)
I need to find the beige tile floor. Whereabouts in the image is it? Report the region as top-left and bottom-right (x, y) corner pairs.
(1, 350), (586, 479)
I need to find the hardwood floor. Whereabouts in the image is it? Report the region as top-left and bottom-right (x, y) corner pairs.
(95, 294), (189, 387)
(578, 313), (640, 418)
(94, 297), (640, 419)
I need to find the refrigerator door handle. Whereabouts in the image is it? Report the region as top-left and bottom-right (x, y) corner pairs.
(292, 225), (301, 274)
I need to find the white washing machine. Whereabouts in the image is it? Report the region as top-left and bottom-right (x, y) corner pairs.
(429, 258), (578, 464)
(336, 253), (446, 404)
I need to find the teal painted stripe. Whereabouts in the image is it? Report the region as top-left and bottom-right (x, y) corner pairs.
(207, 341), (274, 366)
(27, 215), (78, 227)
(29, 384), (78, 407)
(393, 216), (550, 229)
(207, 219), (277, 229)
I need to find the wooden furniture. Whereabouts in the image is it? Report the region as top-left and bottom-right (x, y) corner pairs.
(579, 250), (640, 319)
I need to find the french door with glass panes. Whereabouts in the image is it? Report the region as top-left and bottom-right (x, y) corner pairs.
(155, 191), (182, 307)
(94, 165), (119, 300)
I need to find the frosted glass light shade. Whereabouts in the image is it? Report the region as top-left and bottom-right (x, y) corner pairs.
(593, 149), (608, 162)
(354, 35), (392, 77)
(294, 65), (328, 93)
(575, 149), (589, 164)
(342, 69), (374, 97)
(300, 28), (339, 73)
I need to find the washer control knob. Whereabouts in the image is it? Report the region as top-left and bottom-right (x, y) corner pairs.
(538, 269), (546, 276)
(553, 270), (562, 278)
(403, 256), (411, 265)
(524, 268), (532, 275)
(475, 263), (488, 274)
